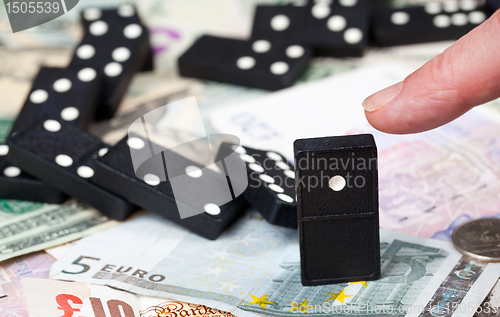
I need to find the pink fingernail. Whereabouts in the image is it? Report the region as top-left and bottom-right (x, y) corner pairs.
(362, 81), (403, 112)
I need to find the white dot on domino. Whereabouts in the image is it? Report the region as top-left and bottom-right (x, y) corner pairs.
(286, 45), (304, 58)
(4, 166), (21, 178)
(0, 145), (8, 156)
(77, 166), (95, 178)
(311, 3), (331, 19)
(186, 166), (203, 178)
(460, 0), (477, 11)
(391, 11), (410, 25)
(98, 148), (109, 157)
(433, 14), (451, 27)
(252, 40), (271, 53)
(231, 145), (246, 154)
(339, 0), (358, 7)
(77, 44), (95, 60)
(240, 154), (256, 163)
(469, 11), (486, 24)
(83, 8), (102, 21)
(249, 163), (264, 173)
(443, 0), (459, 12)
(278, 193), (294, 203)
(451, 13), (468, 25)
(204, 203), (221, 215)
(237, 56), (255, 70)
(127, 137), (145, 150)
(112, 47), (131, 62)
(124, 24), (142, 39)
(276, 161), (290, 170)
(327, 15), (347, 32)
(144, 173), (160, 186)
(266, 152), (282, 161)
(284, 170), (295, 179)
(260, 174), (275, 183)
(270, 15), (290, 31)
(55, 154), (73, 167)
(344, 28), (363, 44)
(104, 62), (123, 77)
(78, 68), (97, 82)
(53, 78), (72, 93)
(61, 107), (80, 121)
(425, 2), (442, 14)
(269, 184), (284, 193)
(270, 62), (289, 75)
(44, 120), (61, 132)
(118, 4), (135, 17)
(89, 21), (109, 36)
(30, 89), (48, 104)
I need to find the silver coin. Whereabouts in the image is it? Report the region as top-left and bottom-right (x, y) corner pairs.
(452, 218), (500, 262)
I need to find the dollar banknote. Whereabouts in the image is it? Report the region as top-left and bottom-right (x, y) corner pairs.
(0, 252), (54, 317)
(50, 211), (500, 317)
(22, 278), (234, 317)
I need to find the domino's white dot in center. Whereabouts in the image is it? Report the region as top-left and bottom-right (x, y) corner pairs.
(327, 15), (347, 32)
(90, 21), (108, 36)
(329, 175), (346, 191)
(252, 40), (271, 53)
(451, 12), (468, 25)
(61, 107), (80, 121)
(104, 62), (123, 77)
(144, 173), (160, 186)
(55, 154), (73, 167)
(344, 28), (363, 44)
(44, 120), (61, 132)
(204, 203), (221, 215)
(112, 47), (131, 62)
(77, 44), (96, 60)
(127, 137), (145, 149)
(270, 62), (289, 75)
(391, 11), (410, 25)
(433, 14), (451, 27)
(78, 68), (97, 82)
(249, 163), (264, 173)
(269, 184), (284, 193)
(30, 89), (48, 104)
(4, 166), (21, 178)
(83, 8), (102, 21)
(0, 145), (8, 156)
(53, 78), (72, 93)
(186, 166), (203, 178)
(118, 4), (135, 17)
(311, 3), (331, 19)
(260, 174), (275, 183)
(270, 14), (290, 31)
(77, 166), (95, 178)
(286, 45), (304, 58)
(124, 24), (143, 39)
(237, 56), (255, 70)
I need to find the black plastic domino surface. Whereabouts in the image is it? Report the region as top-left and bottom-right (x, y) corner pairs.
(7, 119), (136, 220)
(294, 134), (380, 286)
(91, 135), (248, 240)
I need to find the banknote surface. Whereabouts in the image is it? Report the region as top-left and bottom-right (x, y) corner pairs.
(22, 278), (235, 317)
(50, 211), (500, 317)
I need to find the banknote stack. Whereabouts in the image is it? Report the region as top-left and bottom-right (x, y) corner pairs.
(3, 0), (500, 317)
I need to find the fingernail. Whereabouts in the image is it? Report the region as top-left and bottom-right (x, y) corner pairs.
(362, 81), (403, 112)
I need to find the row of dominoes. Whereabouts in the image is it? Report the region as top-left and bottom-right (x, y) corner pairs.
(178, 0), (494, 90)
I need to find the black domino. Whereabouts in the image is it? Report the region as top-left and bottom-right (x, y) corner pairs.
(178, 35), (311, 91)
(217, 143), (297, 229)
(487, 0), (500, 11)
(8, 67), (102, 138)
(294, 134), (380, 286)
(70, 5), (152, 119)
(251, 5), (307, 43)
(7, 119), (136, 220)
(91, 135), (248, 240)
(372, 1), (491, 46)
(0, 145), (66, 203)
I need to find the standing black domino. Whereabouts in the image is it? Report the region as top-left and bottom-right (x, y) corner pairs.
(7, 119), (137, 220)
(251, 5), (307, 43)
(217, 143), (297, 229)
(91, 135), (248, 240)
(8, 67), (102, 138)
(0, 145), (66, 203)
(372, 1), (491, 46)
(294, 134), (380, 286)
(70, 5), (152, 119)
(178, 35), (311, 91)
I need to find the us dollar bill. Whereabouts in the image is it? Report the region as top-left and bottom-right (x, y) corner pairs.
(50, 212), (500, 317)
(22, 278), (234, 317)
